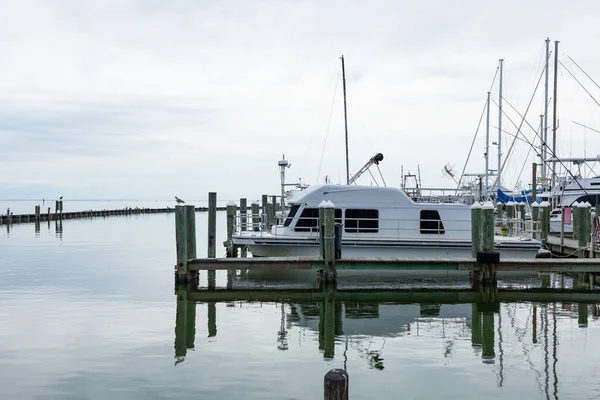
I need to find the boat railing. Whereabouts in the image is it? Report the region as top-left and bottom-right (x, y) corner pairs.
(237, 214), (472, 240)
(236, 213), (538, 241)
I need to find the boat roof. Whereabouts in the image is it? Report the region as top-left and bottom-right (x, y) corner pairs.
(288, 184), (416, 207)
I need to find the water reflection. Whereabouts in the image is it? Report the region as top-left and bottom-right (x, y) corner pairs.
(174, 283), (600, 399)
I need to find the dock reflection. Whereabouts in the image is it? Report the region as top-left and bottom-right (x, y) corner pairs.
(173, 282), (600, 398)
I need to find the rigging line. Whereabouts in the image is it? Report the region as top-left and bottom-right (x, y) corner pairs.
(491, 124), (542, 149)
(572, 120), (600, 136)
(316, 66), (341, 183)
(567, 55), (600, 93)
(457, 64), (500, 190)
(499, 96), (594, 199)
(558, 59), (600, 108)
(490, 62), (546, 191)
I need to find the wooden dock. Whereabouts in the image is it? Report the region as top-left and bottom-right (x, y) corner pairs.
(546, 235), (599, 257)
(187, 256), (600, 273)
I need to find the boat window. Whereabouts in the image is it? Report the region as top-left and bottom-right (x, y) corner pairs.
(420, 210), (445, 234)
(573, 195), (600, 206)
(345, 209), (378, 233)
(294, 208), (342, 232)
(591, 182), (600, 186)
(295, 208), (319, 232)
(284, 204), (300, 227)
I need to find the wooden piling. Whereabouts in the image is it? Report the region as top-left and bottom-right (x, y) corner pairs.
(226, 201), (236, 257)
(240, 198), (248, 258)
(324, 369), (349, 400)
(208, 192), (217, 289)
(271, 195), (278, 217)
(578, 202), (591, 258)
(266, 202), (275, 231)
(175, 205), (188, 282)
(480, 201), (498, 285)
(531, 202), (540, 240)
(539, 201), (550, 240)
(35, 205), (40, 221)
(319, 200), (336, 282)
(251, 200), (260, 232)
(239, 198), (247, 232)
(572, 201), (580, 240)
(471, 202), (482, 258)
(261, 194), (268, 228)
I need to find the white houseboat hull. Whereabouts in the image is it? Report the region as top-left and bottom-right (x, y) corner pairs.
(237, 235), (541, 259)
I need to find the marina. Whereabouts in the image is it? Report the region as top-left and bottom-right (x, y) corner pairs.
(3, 3), (600, 397)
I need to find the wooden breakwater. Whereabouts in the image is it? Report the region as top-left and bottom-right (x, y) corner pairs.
(0, 202), (253, 225)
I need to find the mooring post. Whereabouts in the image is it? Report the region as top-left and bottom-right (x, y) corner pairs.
(324, 369), (349, 400)
(184, 204), (197, 281)
(261, 194), (268, 229)
(578, 202), (591, 258)
(251, 200), (260, 232)
(531, 202), (540, 240)
(208, 192), (217, 289)
(47, 207), (51, 221)
(225, 201), (237, 258)
(572, 201), (580, 240)
(175, 205), (188, 282)
(271, 195), (278, 216)
(471, 202), (482, 258)
(319, 200), (337, 283)
(539, 201), (550, 241)
(479, 201), (498, 286)
(59, 200), (63, 219)
(35, 205), (40, 221)
(470, 202), (483, 286)
(266, 202), (275, 231)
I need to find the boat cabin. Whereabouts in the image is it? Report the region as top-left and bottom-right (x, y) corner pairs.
(272, 185), (471, 240)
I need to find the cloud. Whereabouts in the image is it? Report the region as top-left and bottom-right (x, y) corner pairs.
(1, 0), (600, 199)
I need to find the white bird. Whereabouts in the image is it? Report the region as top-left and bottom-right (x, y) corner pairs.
(175, 196), (185, 204)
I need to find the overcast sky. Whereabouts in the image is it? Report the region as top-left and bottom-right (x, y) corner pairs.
(1, 0), (600, 201)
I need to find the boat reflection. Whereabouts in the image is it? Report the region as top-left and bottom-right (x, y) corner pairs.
(173, 279), (600, 398)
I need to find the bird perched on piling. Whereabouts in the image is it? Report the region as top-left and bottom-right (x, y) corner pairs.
(175, 196), (185, 204)
(59, 196), (63, 200)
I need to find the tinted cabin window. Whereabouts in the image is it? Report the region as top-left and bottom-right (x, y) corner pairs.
(293, 208), (342, 231)
(573, 195), (600, 206)
(345, 209), (378, 233)
(284, 204), (300, 227)
(295, 208), (319, 232)
(420, 210), (445, 234)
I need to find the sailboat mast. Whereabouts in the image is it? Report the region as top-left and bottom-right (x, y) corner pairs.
(542, 38), (550, 183)
(552, 41), (559, 191)
(341, 55), (350, 185)
(485, 91), (491, 195)
(497, 59), (504, 190)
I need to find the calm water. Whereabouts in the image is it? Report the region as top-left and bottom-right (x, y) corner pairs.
(1, 210), (600, 399)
